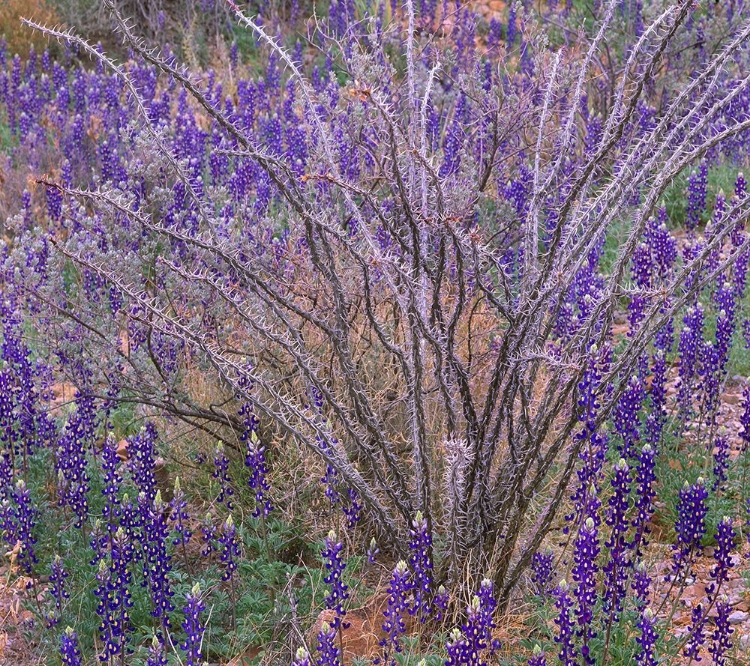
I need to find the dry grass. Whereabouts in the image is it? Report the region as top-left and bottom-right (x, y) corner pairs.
(0, 0), (58, 58)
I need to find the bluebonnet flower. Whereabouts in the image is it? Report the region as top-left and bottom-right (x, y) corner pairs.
(573, 516), (599, 664)
(342, 487), (362, 529)
(672, 478), (709, 577)
(629, 243), (653, 331)
(322, 530), (349, 629)
(603, 459), (631, 619)
(631, 561), (651, 607)
(712, 435), (731, 492)
(127, 423), (158, 501)
(614, 375), (644, 459)
(531, 547), (555, 596)
(708, 516), (735, 595)
(408, 511), (433, 621)
(566, 345), (609, 530)
(246, 430), (273, 518)
(646, 211), (677, 275)
(487, 18), (503, 53)
(677, 306), (705, 426)
(635, 607), (658, 666)
(219, 514), (241, 581)
(507, 3), (517, 46)
(293, 647), (311, 666)
(527, 644), (547, 666)
(100, 436), (121, 526)
(47, 555), (69, 627)
(146, 635), (167, 666)
(119, 494), (142, 561)
(367, 537), (380, 563)
(686, 162), (708, 230)
(60, 626), (82, 666)
(439, 94), (468, 178)
(474, 578), (501, 656)
(140, 491), (174, 628)
(377, 560), (410, 666)
(441, 579), (498, 666)
(107, 527), (134, 655)
(740, 381), (750, 453)
(317, 621), (342, 666)
(88, 517), (108, 566)
(56, 420), (90, 529)
(553, 580), (577, 666)
(684, 603), (707, 661)
(709, 597), (734, 666)
(94, 533), (133, 664)
(181, 583), (206, 666)
(434, 584), (449, 622)
(212, 442), (234, 509)
(169, 476), (192, 548)
(736, 172), (747, 199)
(9, 479), (37, 574)
(46, 184), (63, 221)
(465, 592), (497, 666)
(200, 512), (216, 559)
(632, 444), (657, 556)
(445, 627), (470, 666)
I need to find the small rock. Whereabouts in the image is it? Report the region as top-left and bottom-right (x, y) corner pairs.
(723, 392), (740, 405)
(728, 610), (748, 625)
(728, 577), (745, 590)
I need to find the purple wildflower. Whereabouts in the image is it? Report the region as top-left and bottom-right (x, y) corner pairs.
(316, 621), (342, 666)
(218, 514), (241, 581)
(573, 514), (599, 664)
(321, 530), (349, 629)
(9, 479), (37, 574)
(683, 604), (707, 661)
(169, 476), (192, 548)
(635, 607), (658, 666)
(686, 162), (708, 230)
(602, 459), (631, 619)
(377, 560), (410, 666)
(631, 561), (651, 607)
(100, 436), (121, 526)
(709, 597), (734, 665)
(531, 547), (555, 596)
(672, 478), (709, 577)
(614, 375), (644, 459)
(553, 580), (577, 666)
(127, 424), (158, 501)
(140, 491), (174, 628)
(146, 636), (168, 666)
(528, 644), (547, 666)
(212, 442), (234, 509)
(367, 537), (380, 564)
(200, 513), (216, 558)
(708, 516), (735, 595)
(246, 430), (273, 518)
(632, 443), (657, 556)
(445, 627), (470, 666)
(47, 555), (69, 627)
(434, 584), (449, 623)
(181, 583), (206, 666)
(712, 435), (731, 492)
(60, 626), (82, 666)
(293, 647), (311, 666)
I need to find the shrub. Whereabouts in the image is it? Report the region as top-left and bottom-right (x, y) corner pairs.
(6, 0), (750, 616)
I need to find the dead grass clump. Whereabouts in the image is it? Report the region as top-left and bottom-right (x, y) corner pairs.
(0, 0), (58, 58)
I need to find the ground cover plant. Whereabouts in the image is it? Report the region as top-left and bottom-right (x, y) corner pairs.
(0, 0), (749, 664)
